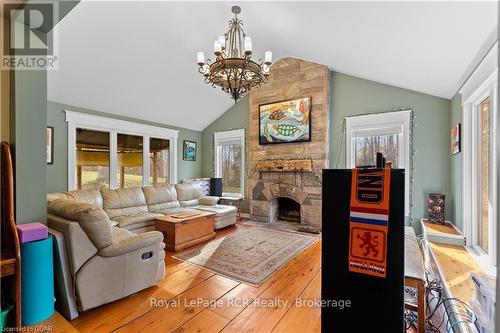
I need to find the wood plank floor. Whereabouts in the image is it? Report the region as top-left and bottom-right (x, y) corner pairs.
(68, 222), (322, 333)
(23, 222), (422, 332)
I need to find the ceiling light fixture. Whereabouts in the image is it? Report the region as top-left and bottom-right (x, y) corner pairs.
(196, 6), (272, 102)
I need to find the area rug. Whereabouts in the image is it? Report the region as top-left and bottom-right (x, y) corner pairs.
(173, 228), (317, 286)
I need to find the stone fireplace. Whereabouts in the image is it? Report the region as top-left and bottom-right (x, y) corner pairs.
(248, 57), (330, 229)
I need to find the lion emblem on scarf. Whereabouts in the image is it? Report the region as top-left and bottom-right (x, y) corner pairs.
(357, 231), (379, 257)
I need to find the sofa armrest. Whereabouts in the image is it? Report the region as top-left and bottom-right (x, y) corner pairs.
(98, 231), (164, 257)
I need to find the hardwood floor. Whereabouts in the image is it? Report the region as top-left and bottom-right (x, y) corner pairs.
(69, 222), (322, 333)
(25, 222), (419, 332)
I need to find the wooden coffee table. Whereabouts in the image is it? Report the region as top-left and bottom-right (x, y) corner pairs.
(154, 210), (215, 252)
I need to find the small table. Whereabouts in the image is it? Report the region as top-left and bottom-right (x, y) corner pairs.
(154, 210), (215, 252)
(405, 226), (425, 333)
(218, 196), (244, 220)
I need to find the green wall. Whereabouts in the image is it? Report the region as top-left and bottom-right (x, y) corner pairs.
(330, 72), (451, 229)
(202, 71), (453, 226)
(201, 96), (249, 212)
(10, 24), (47, 224)
(47, 101), (202, 193)
(450, 93), (463, 230)
(12, 69), (48, 224)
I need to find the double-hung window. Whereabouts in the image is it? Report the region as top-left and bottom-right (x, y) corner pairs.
(214, 129), (245, 198)
(345, 110), (411, 215)
(462, 69), (498, 270)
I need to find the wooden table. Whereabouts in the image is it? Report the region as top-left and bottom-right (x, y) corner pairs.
(154, 210), (215, 252)
(219, 196), (244, 220)
(405, 227), (425, 333)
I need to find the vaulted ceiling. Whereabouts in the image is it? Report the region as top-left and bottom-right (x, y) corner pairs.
(48, 1), (498, 131)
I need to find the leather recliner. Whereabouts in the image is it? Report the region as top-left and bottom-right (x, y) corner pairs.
(47, 199), (165, 313)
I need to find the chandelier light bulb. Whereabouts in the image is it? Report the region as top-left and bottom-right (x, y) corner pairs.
(244, 36), (252, 54)
(197, 52), (205, 65)
(264, 51), (272, 65)
(214, 40), (222, 54)
(218, 36), (225, 49)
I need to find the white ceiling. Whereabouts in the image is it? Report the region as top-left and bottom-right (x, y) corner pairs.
(48, 1), (498, 131)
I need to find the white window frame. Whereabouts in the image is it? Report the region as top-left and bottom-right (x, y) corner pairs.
(345, 110), (411, 215)
(462, 69), (498, 270)
(66, 110), (178, 190)
(214, 129), (245, 198)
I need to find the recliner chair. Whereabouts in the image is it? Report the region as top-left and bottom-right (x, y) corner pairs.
(47, 199), (165, 314)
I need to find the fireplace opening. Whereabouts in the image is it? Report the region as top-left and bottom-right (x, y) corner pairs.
(276, 197), (300, 223)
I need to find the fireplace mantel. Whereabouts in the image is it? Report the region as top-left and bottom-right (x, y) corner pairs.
(255, 159), (313, 172)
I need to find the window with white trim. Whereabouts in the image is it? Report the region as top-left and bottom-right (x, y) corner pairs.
(214, 129), (245, 198)
(462, 70), (498, 269)
(66, 111), (178, 190)
(346, 110), (411, 215)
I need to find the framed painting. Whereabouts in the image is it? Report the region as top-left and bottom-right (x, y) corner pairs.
(47, 126), (54, 164)
(183, 140), (197, 161)
(259, 97), (311, 144)
(451, 123), (460, 155)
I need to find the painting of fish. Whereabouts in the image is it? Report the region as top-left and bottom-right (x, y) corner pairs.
(259, 97), (311, 144)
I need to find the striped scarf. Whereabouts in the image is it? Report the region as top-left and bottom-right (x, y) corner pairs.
(348, 168), (391, 278)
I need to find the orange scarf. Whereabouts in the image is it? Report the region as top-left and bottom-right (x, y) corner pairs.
(348, 168), (391, 278)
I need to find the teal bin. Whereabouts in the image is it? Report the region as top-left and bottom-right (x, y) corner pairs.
(21, 236), (54, 325)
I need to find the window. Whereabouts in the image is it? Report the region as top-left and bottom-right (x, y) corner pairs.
(149, 138), (170, 185)
(76, 128), (110, 190)
(117, 133), (143, 188)
(214, 129), (245, 198)
(66, 111), (178, 190)
(462, 69), (498, 269)
(346, 110), (411, 214)
(479, 97), (491, 253)
(354, 134), (401, 168)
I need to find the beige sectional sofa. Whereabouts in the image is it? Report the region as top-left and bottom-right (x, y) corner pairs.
(48, 183), (238, 233)
(47, 183), (237, 315)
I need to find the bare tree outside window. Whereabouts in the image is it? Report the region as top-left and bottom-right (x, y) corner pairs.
(221, 144), (242, 195)
(354, 134), (400, 168)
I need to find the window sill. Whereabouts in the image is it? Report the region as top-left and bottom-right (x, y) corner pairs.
(429, 241), (487, 305)
(464, 246), (496, 277)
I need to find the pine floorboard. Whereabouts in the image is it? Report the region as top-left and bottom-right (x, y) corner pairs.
(22, 222), (417, 332)
(68, 222), (324, 333)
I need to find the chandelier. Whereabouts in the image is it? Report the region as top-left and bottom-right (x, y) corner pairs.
(196, 6), (273, 102)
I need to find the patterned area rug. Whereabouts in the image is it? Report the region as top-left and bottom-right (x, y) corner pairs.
(173, 228), (317, 285)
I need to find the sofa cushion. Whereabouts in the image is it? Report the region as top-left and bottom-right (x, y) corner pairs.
(175, 183), (202, 201)
(47, 192), (70, 202)
(179, 199), (200, 207)
(101, 188), (148, 219)
(198, 196), (219, 206)
(195, 204), (237, 217)
(112, 213), (162, 228)
(48, 199), (113, 250)
(142, 184), (180, 212)
(182, 178), (210, 196)
(47, 189), (103, 208)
